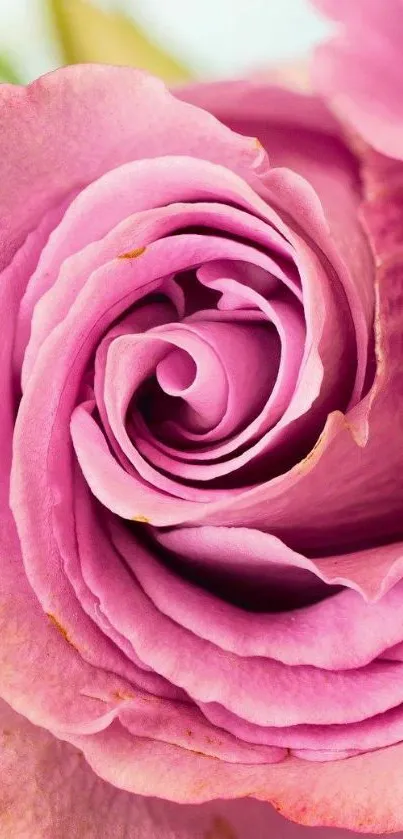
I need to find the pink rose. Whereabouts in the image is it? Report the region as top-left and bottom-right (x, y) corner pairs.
(1, 48), (403, 836)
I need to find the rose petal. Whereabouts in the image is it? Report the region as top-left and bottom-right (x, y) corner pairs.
(1, 66), (264, 272)
(0, 698), (310, 839)
(68, 502), (403, 731)
(138, 526), (403, 668)
(177, 79), (375, 400)
(312, 0), (403, 159)
(21, 157), (292, 387)
(66, 717), (403, 833)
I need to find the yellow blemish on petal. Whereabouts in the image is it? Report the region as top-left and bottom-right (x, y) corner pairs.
(118, 246), (146, 259)
(112, 689), (136, 702)
(204, 816), (238, 839)
(46, 613), (80, 652)
(132, 514), (150, 523)
(253, 137), (263, 150)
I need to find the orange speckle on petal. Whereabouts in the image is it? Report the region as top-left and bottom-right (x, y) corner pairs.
(46, 613), (80, 652)
(132, 514), (150, 523)
(112, 689), (136, 702)
(118, 246), (146, 259)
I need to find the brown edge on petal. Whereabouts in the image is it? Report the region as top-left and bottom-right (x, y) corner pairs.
(204, 816), (239, 839)
(118, 246), (147, 259)
(296, 432), (326, 472)
(132, 514), (150, 523)
(46, 613), (80, 652)
(296, 407), (367, 477)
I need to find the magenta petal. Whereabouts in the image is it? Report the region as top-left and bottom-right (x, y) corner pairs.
(21, 157), (288, 387)
(146, 527), (403, 669)
(0, 698), (310, 839)
(6, 60), (403, 838)
(1, 66), (264, 270)
(178, 79), (375, 398)
(66, 719), (403, 832)
(199, 699), (403, 755)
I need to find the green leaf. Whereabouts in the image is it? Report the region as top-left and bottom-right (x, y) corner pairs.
(0, 54), (22, 84)
(48, 0), (193, 82)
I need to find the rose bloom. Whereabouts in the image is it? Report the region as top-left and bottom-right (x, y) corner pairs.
(2, 4), (403, 838)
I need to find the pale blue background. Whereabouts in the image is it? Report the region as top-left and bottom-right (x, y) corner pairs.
(0, 0), (332, 81)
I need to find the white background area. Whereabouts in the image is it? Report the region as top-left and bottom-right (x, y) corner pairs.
(0, 0), (332, 81)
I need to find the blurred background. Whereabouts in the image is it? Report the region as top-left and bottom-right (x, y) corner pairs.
(0, 0), (333, 85)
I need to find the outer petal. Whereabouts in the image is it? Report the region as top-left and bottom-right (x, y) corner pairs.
(311, 0), (403, 159)
(1, 698), (350, 839)
(0, 64), (265, 271)
(175, 79), (371, 285)
(66, 719), (403, 834)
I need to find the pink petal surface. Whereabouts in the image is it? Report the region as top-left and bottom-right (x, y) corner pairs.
(2, 698), (384, 839)
(66, 721), (403, 833)
(176, 80), (375, 361)
(200, 699), (403, 755)
(0, 64), (266, 744)
(105, 320), (278, 468)
(4, 65), (403, 836)
(311, 0), (403, 159)
(139, 528), (403, 668)
(1, 66), (264, 271)
(20, 154), (271, 387)
(81, 513), (403, 732)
